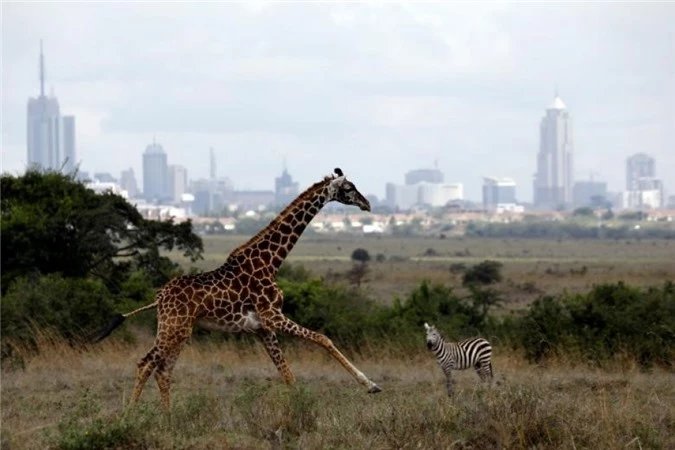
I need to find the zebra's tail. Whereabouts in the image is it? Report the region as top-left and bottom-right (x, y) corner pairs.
(86, 301), (158, 344)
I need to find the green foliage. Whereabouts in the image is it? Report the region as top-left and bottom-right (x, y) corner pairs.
(618, 211), (648, 221)
(1, 274), (116, 357)
(573, 207), (595, 217)
(1, 170), (203, 294)
(279, 278), (382, 347)
(462, 260), (503, 286)
(517, 282), (675, 368)
(277, 262), (312, 282)
(351, 248), (371, 263)
(0, 170), (204, 351)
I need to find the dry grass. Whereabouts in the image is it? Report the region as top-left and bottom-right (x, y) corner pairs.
(171, 235), (675, 306)
(2, 331), (674, 450)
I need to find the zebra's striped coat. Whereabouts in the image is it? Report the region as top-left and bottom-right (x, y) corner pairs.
(424, 322), (493, 394)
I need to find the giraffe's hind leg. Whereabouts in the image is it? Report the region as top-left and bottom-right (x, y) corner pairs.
(131, 322), (192, 412)
(256, 329), (295, 384)
(131, 345), (161, 405)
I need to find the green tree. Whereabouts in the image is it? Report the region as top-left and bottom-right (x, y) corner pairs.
(462, 260), (503, 286)
(351, 248), (371, 264)
(1, 170), (203, 293)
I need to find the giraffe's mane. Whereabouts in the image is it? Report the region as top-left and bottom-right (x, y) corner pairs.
(226, 175), (334, 260)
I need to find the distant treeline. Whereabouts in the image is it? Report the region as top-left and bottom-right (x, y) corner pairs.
(465, 221), (675, 239)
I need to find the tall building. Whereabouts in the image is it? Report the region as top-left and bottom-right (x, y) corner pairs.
(26, 41), (76, 173)
(625, 153), (656, 190)
(168, 164), (188, 204)
(483, 177), (517, 210)
(142, 141), (169, 202)
(623, 154), (663, 209)
(274, 164), (299, 207)
(533, 94), (573, 210)
(120, 168), (139, 198)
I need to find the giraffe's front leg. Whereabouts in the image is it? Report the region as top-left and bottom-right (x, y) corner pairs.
(256, 329), (295, 384)
(266, 313), (382, 393)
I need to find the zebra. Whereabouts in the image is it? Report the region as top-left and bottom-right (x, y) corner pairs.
(423, 322), (493, 394)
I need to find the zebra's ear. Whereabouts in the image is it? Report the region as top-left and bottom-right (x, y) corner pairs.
(423, 322), (430, 331)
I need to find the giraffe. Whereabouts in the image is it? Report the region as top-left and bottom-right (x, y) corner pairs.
(90, 168), (382, 411)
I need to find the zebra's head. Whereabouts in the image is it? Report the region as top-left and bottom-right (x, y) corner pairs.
(423, 322), (443, 350)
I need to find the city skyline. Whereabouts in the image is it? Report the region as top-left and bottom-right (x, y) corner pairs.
(3, 3), (674, 200)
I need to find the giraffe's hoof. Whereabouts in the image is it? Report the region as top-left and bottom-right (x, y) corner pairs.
(368, 384), (382, 394)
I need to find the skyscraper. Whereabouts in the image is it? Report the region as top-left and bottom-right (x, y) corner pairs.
(274, 163), (299, 207)
(168, 164), (188, 203)
(533, 94), (573, 209)
(483, 177), (517, 210)
(142, 141), (169, 202)
(120, 168), (140, 198)
(26, 41), (76, 173)
(625, 153), (656, 190)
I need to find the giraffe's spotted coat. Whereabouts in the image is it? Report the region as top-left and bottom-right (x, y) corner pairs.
(120, 170), (381, 411)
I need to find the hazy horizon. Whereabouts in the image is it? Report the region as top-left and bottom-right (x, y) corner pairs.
(3, 2), (674, 201)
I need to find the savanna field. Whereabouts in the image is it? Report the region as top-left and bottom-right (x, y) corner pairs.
(2, 236), (675, 449)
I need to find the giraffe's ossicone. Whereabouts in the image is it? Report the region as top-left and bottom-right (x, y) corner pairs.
(90, 167), (382, 412)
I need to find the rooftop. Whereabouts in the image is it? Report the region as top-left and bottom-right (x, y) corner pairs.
(547, 96), (567, 110)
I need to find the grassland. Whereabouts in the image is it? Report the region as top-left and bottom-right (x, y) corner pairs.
(3, 236), (674, 449)
(175, 235), (675, 306)
(2, 331), (674, 450)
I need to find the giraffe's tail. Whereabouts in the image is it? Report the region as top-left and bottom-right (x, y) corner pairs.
(86, 301), (158, 344)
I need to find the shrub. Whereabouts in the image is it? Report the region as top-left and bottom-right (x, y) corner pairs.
(517, 282), (675, 368)
(1, 274), (116, 357)
(351, 248), (371, 264)
(462, 260), (503, 286)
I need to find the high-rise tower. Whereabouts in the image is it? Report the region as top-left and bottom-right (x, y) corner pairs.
(625, 153), (655, 190)
(26, 41), (76, 173)
(533, 92), (573, 209)
(142, 140), (169, 202)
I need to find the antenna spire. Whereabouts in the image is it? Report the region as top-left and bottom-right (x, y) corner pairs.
(554, 82), (559, 98)
(39, 39), (45, 97)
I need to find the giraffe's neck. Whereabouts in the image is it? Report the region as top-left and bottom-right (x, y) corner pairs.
(223, 178), (332, 276)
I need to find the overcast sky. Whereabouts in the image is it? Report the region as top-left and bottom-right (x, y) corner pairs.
(3, 2), (674, 201)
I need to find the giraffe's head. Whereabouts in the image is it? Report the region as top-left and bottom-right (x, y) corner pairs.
(327, 168), (371, 211)
(423, 322), (442, 349)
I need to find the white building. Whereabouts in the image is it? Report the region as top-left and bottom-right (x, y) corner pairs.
(534, 94), (573, 209)
(418, 182), (464, 207)
(168, 164), (188, 204)
(85, 180), (128, 199)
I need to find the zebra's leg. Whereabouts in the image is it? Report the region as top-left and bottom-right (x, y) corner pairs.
(486, 361), (494, 384)
(475, 361), (494, 384)
(445, 371), (454, 396)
